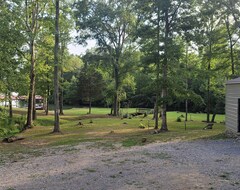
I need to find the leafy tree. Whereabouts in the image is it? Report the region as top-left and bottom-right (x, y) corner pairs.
(136, 0), (194, 130)
(77, 67), (105, 114)
(220, 0), (240, 76)
(0, 0), (26, 117)
(74, 0), (137, 116)
(195, 0), (228, 122)
(21, 0), (50, 128)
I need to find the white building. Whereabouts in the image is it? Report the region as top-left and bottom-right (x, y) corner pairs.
(226, 78), (240, 133)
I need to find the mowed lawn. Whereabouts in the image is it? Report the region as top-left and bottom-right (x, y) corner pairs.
(0, 107), (226, 154)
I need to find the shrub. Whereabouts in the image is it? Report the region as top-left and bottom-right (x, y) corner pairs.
(14, 115), (26, 131)
(176, 116), (181, 122)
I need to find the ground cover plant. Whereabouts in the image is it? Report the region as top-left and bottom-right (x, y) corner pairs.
(0, 107), (226, 155)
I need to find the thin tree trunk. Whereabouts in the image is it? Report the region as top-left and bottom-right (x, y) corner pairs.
(89, 100), (92, 114)
(154, 99), (159, 129)
(206, 41), (212, 123)
(59, 45), (64, 115)
(154, 6), (161, 130)
(225, 17), (235, 75)
(110, 105), (113, 115)
(185, 43), (189, 122)
(45, 96), (49, 115)
(113, 61), (119, 116)
(4, 92), (7, 107)
(8, 93), (13, 118)
(25, 0), (38, 129)
(152, 101), (156, 120)
(53, 0), (60, 133)
(211, 113), (216, 123)
(161, 9), (169, 132)
(33, 92), (36, 120)
(45, 81), (50, 115)
(26, 39), (36, 128)
(59, 69), (64, 115)
(185, 99), (188, 122)
(161, 88), (168, 131)
(207, 78), (210, 123)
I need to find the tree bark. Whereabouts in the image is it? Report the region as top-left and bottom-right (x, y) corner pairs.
(8, 93), (12, 118)
(206, 41), (212, 123)
(113, 60), (120, 116)
(89, 100), (92, 114)
(25, 0), (38, 129)
(26, 39), (36, 128)
(225, 18), (235, 75)
(45, 86), (50, 115)
(59, 69), (64, 115)
(211, 113), (216, 123)
(160, 9), (169, 132)
(59, 44), (65, 115)
(33, 92), (36, 120)
(185, 99), (188, 122)
(154, 6), (161, 130)
(53, 0), (60, 133)
(154, 100), (159, 129)
(185, 44), (189, 122)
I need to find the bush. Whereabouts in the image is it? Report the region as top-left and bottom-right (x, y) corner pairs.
(176, 116), (182, 122)
(0, 112), (26, 137)
(14, 115), (26, 131)
(122, 113), (129, 119)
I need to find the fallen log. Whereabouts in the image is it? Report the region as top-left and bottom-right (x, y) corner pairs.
(2, 136), (25, 143)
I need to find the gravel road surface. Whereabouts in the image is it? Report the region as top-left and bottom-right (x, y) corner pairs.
(0, 139), (239, 190)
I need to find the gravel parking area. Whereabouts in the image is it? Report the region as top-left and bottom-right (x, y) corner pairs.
(0, 139), (240, 190)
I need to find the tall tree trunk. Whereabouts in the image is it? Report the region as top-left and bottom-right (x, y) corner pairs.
(161, 10), (169, 132)
(113, 60), (119, 116)
(207, 78), (210, 123)
(45, 58), (49, 116)
(206, 41), (212, 123)
(59, 69), (64, 115)
(25, 0), (38, 129)
(225, 17), (235, 75)
(185, 44), (189, 122)
(26, 39), (36, 128)
(185, 99), (188, 122)
(154, 6), (161, 130)
(8, 93), (12, 118)
(59, 44), (65, 115)
(53, 0), (60, 133)
(45, 78), (50, 116)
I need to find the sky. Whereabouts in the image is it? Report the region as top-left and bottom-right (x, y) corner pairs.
(67, 30), (96, 55)
(67, 43), (87, 55)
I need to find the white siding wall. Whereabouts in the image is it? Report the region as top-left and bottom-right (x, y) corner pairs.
(226, 84), (240, 132)
(0, 100), (19, 107)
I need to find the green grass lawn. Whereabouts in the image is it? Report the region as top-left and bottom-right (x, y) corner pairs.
(0, 107), (226, 154)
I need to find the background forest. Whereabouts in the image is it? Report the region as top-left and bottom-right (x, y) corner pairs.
(0, 0), (240, 132)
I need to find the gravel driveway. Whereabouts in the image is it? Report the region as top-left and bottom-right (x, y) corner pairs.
(0, 139), (239, 190)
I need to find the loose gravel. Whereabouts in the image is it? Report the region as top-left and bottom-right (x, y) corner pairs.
(0, 139), (239, 190)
